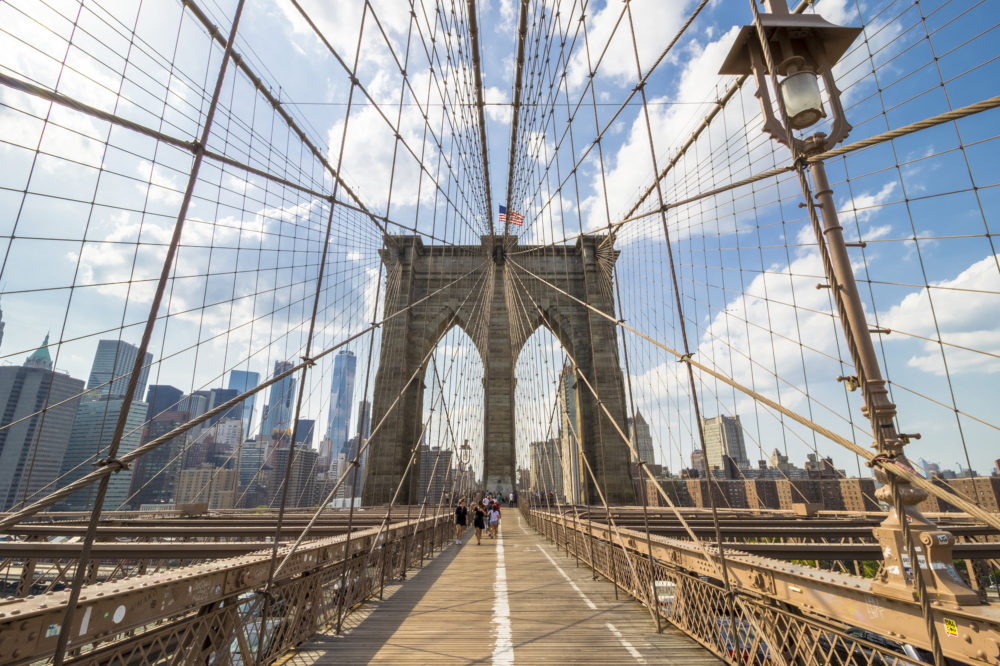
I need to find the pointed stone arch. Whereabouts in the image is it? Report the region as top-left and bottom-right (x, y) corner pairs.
(362, 235), (634, 505)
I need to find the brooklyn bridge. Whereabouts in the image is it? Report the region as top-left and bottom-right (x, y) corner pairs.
(0, 0), (998, 663)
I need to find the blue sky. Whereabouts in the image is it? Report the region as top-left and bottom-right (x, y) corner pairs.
(0, 0), (998, 483)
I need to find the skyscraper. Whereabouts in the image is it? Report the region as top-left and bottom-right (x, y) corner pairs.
(145, 384), (182, 422)
(628, 411), (655, 465)
(207, 387), (240, 426)
(86, 339), (152, 402)
(418, 445), (453, 503)
(59, 340), (151, 511)
(0, 336), (84, 510)
(58, 397), (148, 511)
(227, 369), (260, 437)
(268, 445), (318, 508)
(530, 439), (563, 499)
(128, 410), (189, 508)
(701, 415), (748, 478)
(294, 418), (316, 447)
(261, 361), (296, 443)
(357, 399), (371, 441)
(557, 360), (583, 504)
(325, 350), (356, 453)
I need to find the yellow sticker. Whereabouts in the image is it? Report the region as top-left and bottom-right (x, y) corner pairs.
(943, 618), (958, 637)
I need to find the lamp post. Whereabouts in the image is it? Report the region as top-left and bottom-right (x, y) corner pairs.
(459, 439), (471, 497)
(721, 0), (976, 607)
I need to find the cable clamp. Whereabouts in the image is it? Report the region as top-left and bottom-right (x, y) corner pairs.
(300, 355), (316, 368)
(866, 453), (893, 469)
(678, 353), (694, 363)
(94, 457), (131, 472)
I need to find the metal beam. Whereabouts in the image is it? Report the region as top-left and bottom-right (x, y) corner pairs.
(532, 510), (1000, 664)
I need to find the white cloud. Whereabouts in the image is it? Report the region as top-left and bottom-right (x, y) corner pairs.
(580, 25), (744, 233)
(882, 254), (1000, 374)
(566, 0), (690, 90)
(484, 86), (512, 124)
(840, 181), (896, 224)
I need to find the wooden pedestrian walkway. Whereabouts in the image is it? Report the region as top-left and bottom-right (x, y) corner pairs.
(281, 510), (720, 664)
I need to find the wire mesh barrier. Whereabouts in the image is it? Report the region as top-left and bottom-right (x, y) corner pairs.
(523, 504), (997, 665)
(0, 511), (452, 664)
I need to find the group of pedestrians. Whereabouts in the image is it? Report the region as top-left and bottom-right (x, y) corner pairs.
(453, 493), (506, 545)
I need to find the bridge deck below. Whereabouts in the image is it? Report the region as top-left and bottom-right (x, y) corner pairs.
(283, 510), (719, 664)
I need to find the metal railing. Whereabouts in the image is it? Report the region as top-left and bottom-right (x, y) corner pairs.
(0, 511), (453, 664)
(522, 504), (959, 666)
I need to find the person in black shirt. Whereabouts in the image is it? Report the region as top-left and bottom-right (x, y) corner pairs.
(454, 498), (468, 544)
(472, 503), (486, 545)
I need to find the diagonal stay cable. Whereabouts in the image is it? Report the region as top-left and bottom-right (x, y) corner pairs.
(268, 259), (492, 582)
(0, 262), (487, 531)
(507, 256), (1000, 534)
(505, 262), (725, 576)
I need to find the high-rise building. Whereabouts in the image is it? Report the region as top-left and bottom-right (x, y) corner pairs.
(268, 445), (318, 507)
(691, 449), (706, 474)
(294, 418), (316, 447)
(207, 387), (241, 426)
(418, 445), (453, 503)
(86, 339), (152, 402)
(557, 361), (582, 504)
(530, 439), (563, 499)
(128, 410), (189, 508)
(227, 370), (260, 437)
(701, 415), (748, 478)
(24, 333), (53, 369)
(177, 392), (209, 420)
(261, 361), (296, 443)
(0, 337), (85, 510)
(237, 438), (268, 489)
(357, 399), (371, 441)
(145, 384), (182, 422)
(628, 411), (655, 465)
(325, 351), (356, 453)
(58, 397), (148, 511)
(176, 465), (237, 509)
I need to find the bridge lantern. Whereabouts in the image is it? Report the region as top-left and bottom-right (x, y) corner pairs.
(719, 0), (861, 150)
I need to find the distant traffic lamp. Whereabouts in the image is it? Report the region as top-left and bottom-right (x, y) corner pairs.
(719, 0), (861, 151)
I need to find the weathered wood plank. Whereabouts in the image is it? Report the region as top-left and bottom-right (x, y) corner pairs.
(282, 513), (720, 664)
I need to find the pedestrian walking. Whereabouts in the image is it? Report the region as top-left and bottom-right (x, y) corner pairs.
(472, 504), (486, 545)
(455, 498), (468, 544)
(488, 504), (500, 538)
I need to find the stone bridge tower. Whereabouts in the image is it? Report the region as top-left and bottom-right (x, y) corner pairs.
(361, 235), (635, 505)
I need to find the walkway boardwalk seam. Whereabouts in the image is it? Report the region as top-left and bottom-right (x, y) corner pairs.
(283, 511), (721, 664)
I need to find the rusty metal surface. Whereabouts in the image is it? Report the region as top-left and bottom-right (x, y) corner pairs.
(526, 507), (1000, 665)
(2, 537), (997, 562)
(0, 512), (452, 664)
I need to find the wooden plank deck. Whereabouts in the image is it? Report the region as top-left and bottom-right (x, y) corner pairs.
(281, 510), (720, 664)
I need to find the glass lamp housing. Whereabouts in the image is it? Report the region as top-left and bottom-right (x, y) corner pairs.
(780, 71), (825, 129)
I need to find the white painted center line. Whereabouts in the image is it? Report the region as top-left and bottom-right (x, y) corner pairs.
(492, 528), (513, 665)
(537, 544), (597, 610)
(606, 622), (647, 663)
(537, 544), (646, 663)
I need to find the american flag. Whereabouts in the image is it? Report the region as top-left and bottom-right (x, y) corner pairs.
(499, 205), (524, 226)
